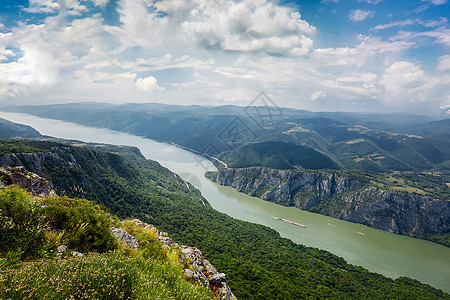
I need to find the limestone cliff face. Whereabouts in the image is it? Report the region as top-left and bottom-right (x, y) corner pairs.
(0, 147), (78, 174)
(0, 165), (56, 197)
(206, 167), (450, 240)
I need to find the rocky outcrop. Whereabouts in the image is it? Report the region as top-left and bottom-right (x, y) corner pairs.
(206, 167), (450, 241)
(109, 227), (140, 250)
(0, 151), (62, 174)
(0, 165), (56, 197)
(339, 188), (449, 237)
(133, 219), (236, 300)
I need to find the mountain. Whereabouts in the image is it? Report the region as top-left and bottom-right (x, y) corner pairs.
(0, 117), (42, 139)
(3, 103), (449, 172)
(206, 167), (450, 247)
(1, 139), (448, 298)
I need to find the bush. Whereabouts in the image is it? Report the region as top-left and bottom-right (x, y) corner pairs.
(0, 186), (43, 258)
(40, 196), (117, 253)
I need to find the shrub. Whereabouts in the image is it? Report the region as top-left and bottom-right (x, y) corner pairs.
(0, 186), (43, 259)
(40, 196), (117, 253)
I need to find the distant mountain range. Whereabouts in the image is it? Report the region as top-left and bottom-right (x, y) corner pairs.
(3, 103), (449, 172)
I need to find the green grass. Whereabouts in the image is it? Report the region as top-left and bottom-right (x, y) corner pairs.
(0, 186), (212, 300)
(0, 252), (211, 300)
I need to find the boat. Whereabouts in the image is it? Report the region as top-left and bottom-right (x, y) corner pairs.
(276, 217), (307, 228)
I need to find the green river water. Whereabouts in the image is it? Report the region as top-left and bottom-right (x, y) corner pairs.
(0, 111), (449, 293)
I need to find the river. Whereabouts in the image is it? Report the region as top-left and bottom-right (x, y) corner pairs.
(1, 111), (449, 293)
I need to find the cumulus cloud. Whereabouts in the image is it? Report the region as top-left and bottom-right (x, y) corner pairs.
(113, 0), (316, 56)
(437, 55), (450, 71)
(135, 76), (164, 92)
(311, 36), (413, 67)
(24, 0), (61, 14)
(381, 61), (425, 94)
(92, 0), (110, 7)
(379, 61), (450, 110)
(348, 10), (374, 22)
(0, 0), (448, 113)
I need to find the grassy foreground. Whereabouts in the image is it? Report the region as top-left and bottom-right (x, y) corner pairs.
(0, 186), (212, 300)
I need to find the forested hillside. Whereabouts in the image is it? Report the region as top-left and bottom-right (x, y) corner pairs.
(0, 139), (448, 299)
(3, 103), (449, 172)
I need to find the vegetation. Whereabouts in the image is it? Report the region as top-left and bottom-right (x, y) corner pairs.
(0, 186), (212, 300)
(0, 139), (447, 299)
(218, 141), (342, 170)
(4, 103), (449, 172)
(0, 117), (42, 139)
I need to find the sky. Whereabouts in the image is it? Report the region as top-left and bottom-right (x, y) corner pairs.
(0, 0), (449, 114)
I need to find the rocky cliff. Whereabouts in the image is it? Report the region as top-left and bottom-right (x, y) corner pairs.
(0, 165), (56, 197)
(206, 167), (450, 242)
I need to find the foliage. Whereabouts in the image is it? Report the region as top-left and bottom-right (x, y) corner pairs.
(0, 140), (448, 299)
(218, 141), (342, 170)
(0, 186), (43, 259)
(40, 196), (117, 253)
(0, 186), (212, 299)
(0, 139), (48, 155)
(0, 252), (212, 300)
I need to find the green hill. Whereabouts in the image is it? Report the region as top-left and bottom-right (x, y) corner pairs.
(3, 103), (449, 172)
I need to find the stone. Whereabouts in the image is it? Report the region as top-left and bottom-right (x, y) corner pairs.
(109, 227), (140, 249)
(72, 251), (83, 257)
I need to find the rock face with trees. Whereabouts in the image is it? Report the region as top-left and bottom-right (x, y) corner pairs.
(206, 167), (450, 246)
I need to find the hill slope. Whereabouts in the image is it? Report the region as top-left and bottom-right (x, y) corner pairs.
(3, 103), (449, 172)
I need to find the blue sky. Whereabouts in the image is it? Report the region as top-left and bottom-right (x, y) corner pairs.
(0, 0), (449, 114)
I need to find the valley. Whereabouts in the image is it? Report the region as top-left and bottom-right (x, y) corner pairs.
(1, 111), (449, 295)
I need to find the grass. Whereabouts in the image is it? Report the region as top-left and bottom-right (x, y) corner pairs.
(0, 186), (213, 300)
(0, 252), (212, 300)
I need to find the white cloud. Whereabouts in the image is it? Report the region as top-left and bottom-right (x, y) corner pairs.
(113, 0), (316, 57)
(392, 27), (450, 46)
(422, 17), (448, 27)
(426, 0), (447, 4)
(373, 17), (447, 30)
(312, 36), (413, 67)
(372, 19), (414, 30)
(379, 61), (450, 109)
(437, 55), (450, 71)
(24, 0), (60, 14)
(381, 61), (425, 94)
(91, 0), (110, 7)
(0, 0), (448, 114)
(357, 0), (382, 4)
(135, 76), (164, 92)
(348, 10), (374, 22)
(310, 90), (326, 100)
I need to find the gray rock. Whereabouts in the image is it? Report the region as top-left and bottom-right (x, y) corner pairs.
(72, 251), (83, 257)
(207, 167), (449, 241)
(109, 227), (140, 249)
(57, 245), (68, 253)
(0, 166), (56, 197)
